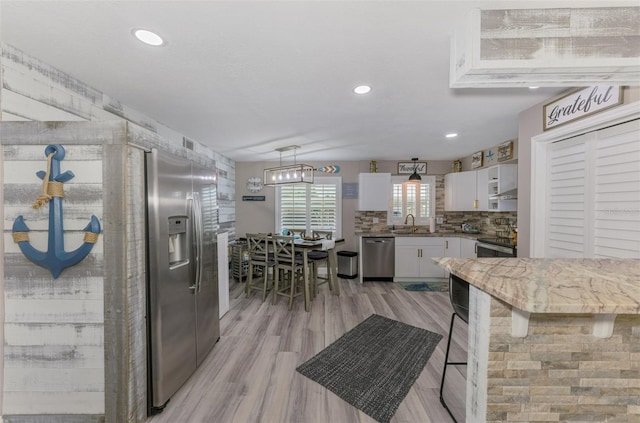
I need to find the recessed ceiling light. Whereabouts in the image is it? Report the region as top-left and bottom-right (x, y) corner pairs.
(353, 85), (372, 95)
(529, 86), (539, 89)
(133, 29), (164, 46)
(445, 133), (458, 138)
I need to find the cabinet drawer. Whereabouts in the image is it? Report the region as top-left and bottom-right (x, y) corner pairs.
(395, 237), (445, 247)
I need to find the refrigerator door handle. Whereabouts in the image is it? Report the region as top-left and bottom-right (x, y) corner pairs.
(192, 191), (204, 293)
(187, 193), (198, 293)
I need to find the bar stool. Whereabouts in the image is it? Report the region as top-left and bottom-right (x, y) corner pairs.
(245, 233), (276, 302)
(271, 235), (306, 310)
(308, 230), (333, 296)
(439, 274), (469, 423)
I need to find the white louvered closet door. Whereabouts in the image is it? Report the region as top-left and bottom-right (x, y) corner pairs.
(546, 119), (640, 258)
(547, 135), (591, 257)
(593, 120), (640, 258)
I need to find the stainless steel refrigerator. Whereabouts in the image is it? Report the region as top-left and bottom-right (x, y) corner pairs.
(146, 148), (220, 414)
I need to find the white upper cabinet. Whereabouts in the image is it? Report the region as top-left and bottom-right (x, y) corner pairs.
(444, 169), (491, 212)
(358, 173), (391, 211)
(444, 171), (477, 211)
(476, 168), (489, 212)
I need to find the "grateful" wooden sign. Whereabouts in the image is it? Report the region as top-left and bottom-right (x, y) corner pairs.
(543, 85), (623, 131)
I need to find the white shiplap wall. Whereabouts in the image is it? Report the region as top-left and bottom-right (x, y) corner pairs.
(1, 42), (236, 422)
(3, 145), (105, 415)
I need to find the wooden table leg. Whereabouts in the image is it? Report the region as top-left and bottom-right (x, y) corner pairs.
(303, 250), (310, 311)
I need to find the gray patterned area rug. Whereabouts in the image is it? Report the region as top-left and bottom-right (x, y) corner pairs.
(397, 280), (449, 292)
(296, 314), (443, 423)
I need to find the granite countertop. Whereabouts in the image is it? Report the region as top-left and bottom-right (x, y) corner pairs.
(434, 257), (640, 315)
(357, 231), (482, 239)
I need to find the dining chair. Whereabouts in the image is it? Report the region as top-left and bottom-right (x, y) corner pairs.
(271, 235), (306, 310)
(308, 230), (333, 296)
(286, 228), (306, 238)
(245, 233), (276, 302)
(439, 274), (469, 423)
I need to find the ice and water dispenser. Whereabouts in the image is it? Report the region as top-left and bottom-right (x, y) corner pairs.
(168, 216), (189, 267)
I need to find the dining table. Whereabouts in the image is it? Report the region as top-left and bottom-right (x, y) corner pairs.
(293, 237), (343, 311)
(240, 235), (343, 311)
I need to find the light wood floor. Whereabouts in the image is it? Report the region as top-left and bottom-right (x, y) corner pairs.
(149, 278), (468, 423)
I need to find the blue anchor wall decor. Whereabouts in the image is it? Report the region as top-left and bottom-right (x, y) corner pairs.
(12, 144), (101, 278)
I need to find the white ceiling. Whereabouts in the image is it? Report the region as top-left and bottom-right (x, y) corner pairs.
(0, 1), (579, 162)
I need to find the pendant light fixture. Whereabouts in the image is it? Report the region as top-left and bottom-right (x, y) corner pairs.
(263, 145), (314, 186)
(407, 157), (422, 182)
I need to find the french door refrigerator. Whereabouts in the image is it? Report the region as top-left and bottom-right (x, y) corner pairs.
(146, 148), (220, 414)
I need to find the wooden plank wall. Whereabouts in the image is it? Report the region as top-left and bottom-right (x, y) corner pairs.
(450, 6), (640, 87)
(102, 142), (148, 423)
(3, 144), (105, 416)
(0, 42), (237, 422)
(1, 42), (235, 238)
(479, 7), (640, 62)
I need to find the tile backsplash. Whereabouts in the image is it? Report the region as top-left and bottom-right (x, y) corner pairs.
(355, 175), (517, 235)
(354, 210), (516, 235)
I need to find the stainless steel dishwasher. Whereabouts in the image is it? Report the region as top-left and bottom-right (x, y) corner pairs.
(362, 237), (395, 281)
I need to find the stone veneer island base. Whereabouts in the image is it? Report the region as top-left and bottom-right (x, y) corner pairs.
(435, 258), (640, 423)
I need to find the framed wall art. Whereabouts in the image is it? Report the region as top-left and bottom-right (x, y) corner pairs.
(471, 151), (483, 169)
(497, 141), (513, 162)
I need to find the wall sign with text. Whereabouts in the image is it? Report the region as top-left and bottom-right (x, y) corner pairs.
(242, 196), (265, 201)
(397, 161), (427, 174)
(543, 85), (623, 131)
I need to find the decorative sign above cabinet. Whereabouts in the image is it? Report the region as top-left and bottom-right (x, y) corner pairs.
(398, 161), (427, 174)
(543, 85), (623, 131)
(471, 151), (483, 169)
(497, 141), (513, 162)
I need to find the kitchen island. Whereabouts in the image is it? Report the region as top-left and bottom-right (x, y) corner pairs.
(435, 257), (640, 423)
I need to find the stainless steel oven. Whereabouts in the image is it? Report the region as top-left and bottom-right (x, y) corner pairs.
(476, 240), (517, 257)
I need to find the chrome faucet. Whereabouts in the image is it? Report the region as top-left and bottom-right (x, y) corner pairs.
(404, 214), (417, 233)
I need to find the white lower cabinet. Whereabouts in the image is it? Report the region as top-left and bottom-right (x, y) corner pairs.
(460, 238), (477, 258)
(394, 236), (476, 279)
(394, 237), (445, 279)
(444, 237), (460, 257)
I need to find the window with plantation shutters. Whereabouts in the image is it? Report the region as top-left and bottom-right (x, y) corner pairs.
(279, 184), (308, 230)
(388, 175), (435, 225)
(545, 119), (640, 259)
(276, 176), (342, 237)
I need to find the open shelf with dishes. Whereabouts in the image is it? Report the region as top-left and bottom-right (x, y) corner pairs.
(486, 164), (517, 212)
